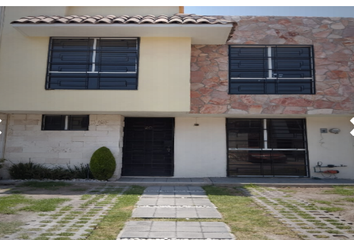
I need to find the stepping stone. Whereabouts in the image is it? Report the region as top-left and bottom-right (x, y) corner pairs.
(117, 221), (235, 240)
(132, 206), (221, 218)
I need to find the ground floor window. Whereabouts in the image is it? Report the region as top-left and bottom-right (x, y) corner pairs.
(42, 115), (89, 131)
(227, 118), (308, 176)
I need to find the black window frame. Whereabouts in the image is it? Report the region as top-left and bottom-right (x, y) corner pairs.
(42, 115), (89, 131)
(229, 45), (315, 95)
(226, 118), (309, 177)
(46, 37), (139, 90)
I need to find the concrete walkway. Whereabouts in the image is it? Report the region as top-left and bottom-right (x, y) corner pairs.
(117, 177), (354, 186)
(117, 186), (235, 240)
(2, 177), (354, 187)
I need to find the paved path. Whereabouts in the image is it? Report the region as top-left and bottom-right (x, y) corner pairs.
(116, 177), (354, 186)
(117, 186), (235, 240)
(132, 186), (221, 218)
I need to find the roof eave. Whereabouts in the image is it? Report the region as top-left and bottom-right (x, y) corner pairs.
(11, 23), (234, 44)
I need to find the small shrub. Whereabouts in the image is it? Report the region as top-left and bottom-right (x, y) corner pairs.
(8, 160), (94, 180)
(90, 147), (116, 180)
(67, 163), (93, 179)
(0, 158), (6, 169)
(8, 161), (49, 180)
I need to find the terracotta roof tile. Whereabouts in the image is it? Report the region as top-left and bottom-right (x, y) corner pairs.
(11, 13), (232, 25)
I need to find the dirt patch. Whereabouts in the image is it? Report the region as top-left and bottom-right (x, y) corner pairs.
(0, 211), (34, 223)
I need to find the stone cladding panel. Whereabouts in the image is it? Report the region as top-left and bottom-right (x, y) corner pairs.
(3, 114), (123, 179)
(190, 16), (354, 114)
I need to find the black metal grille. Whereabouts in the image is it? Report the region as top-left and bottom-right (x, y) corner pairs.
(42, 115), (89, 131)
(42, 115), (65, 130)
(226, 119), (264, 148)
(227, 119), (309, 177)
(68, 115), (89, 131)
(122, 118), (174, 176)
(46, 38), (139, 90)
(229, 45), (315, 94)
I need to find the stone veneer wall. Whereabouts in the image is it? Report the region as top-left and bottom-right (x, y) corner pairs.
(3, 114), (124, 179)
(191, 16), (354, 115)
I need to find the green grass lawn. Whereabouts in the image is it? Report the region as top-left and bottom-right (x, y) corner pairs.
(87, 186), (144, 240)
(0, 194), (69, 214)
(204, 185), (301, 240)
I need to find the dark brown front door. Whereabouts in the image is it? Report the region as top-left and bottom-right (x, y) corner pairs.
(122, 118), (174, 176)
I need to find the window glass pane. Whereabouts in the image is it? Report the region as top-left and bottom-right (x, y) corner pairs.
(228, 150), (307, 176)
(50, 39), (93, 72)
(42, 115), (65, 130)
(96, 39), (138, 73)
(229, 47), (268, 78)
(267, 119), (306, 149)
(229, 46), (315, 95)
(271, 151), (307, 176)
(95, 52), (137, 72)
(227, 119), (263, 148)
(97, 39), (137, 52)
(272, 47), (312, 78)
(68, 115), (89, 130)
(47, 38), (139, 90)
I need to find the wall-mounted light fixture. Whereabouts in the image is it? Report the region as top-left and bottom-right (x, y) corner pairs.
(329, 128), (340, 134)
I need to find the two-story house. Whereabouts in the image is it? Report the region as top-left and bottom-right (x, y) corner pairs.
(0, 6), (353, 179)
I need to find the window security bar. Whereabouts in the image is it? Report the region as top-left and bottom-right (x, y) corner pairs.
(48, 71), (137, 74)
(230, 77), (314, 80)
(228, 148), (306, 151)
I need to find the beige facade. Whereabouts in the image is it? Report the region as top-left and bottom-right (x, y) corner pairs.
(0, 7), (191, 114)
(0, 6), (353, 179)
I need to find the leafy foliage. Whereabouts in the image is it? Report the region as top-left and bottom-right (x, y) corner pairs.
(90, 147), (116, 180)
(8, 161), (93, 180)
(0, 158), (5, 169)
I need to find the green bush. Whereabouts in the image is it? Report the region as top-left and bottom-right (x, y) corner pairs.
(9, 162), (49, 179)
(90, 147), (116, 180)
(8, 161), (93, 180)
(0, 158), (5, 169)
(67, 163), (94, 179)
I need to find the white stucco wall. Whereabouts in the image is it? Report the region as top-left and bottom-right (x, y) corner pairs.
(3, 114), (124, 179)
(0, 114), (7, 179)
(174, 117), (227, 177)
(306, 116), (354, 179)
(0, 113), (6, 159)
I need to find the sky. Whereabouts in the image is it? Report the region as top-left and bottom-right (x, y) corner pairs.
(184, 6), (354, 18)
(4, 3), (354, 18)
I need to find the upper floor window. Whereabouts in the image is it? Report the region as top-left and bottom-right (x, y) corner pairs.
(229, 45), (315, 94)
(46, 38), (139, 90)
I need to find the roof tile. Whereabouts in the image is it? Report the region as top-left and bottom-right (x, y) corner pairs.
(11, 13), (232, 25)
